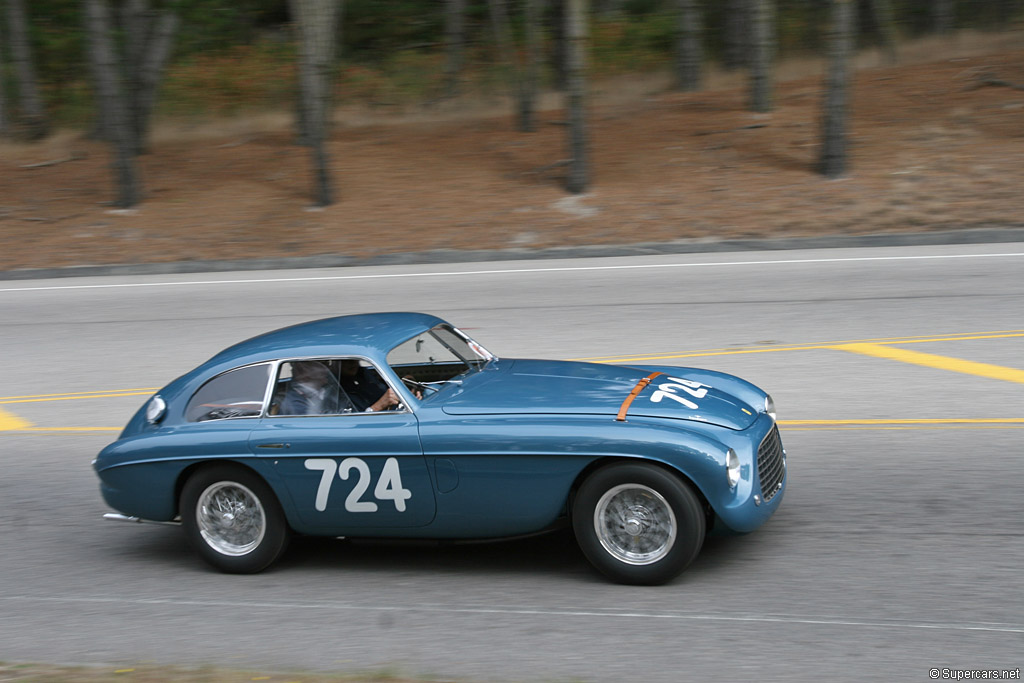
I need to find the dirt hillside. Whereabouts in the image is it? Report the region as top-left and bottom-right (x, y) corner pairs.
(2, 34), (1023, 273)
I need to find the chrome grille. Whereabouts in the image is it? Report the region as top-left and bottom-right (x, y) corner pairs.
(757, 425), (786, 502)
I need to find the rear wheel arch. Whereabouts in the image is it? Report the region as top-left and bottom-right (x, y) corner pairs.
(174, 460), (284, 517)
(178, 461), (291, 573)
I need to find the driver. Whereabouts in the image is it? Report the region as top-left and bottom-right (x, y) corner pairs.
(279, 361), (352, 415)
(339, 359), (402, 412)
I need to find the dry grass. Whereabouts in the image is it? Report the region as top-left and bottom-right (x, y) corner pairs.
(0, 662), (455, 683)
(1, 32), (1023, 272)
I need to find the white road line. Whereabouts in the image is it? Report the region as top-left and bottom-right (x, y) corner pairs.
(4, 595), (1021, 634)
(2, 252), (1023, 293)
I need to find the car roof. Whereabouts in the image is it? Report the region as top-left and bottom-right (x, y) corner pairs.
(206, 312), (446, 368)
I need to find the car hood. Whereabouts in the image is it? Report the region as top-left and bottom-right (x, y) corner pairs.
(440, 359), (758, 430)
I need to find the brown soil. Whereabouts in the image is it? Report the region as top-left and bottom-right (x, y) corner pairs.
(2, 35), (1024, 273)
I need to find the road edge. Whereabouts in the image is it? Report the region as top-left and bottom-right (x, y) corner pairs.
(5, 226), (1024, 281)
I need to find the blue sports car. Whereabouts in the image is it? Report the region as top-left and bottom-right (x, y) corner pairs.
(94, 313), (786, 585)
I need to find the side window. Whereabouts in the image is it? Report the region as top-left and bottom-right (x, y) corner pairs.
(272, 360), (353, 416)
(269, 359), (396, 416)
(186, 363), (272, 422)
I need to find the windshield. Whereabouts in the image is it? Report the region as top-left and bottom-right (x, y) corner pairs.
(386, 325), (495, 394)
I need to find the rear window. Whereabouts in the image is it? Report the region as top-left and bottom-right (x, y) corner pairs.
(185, 363), (272, 422)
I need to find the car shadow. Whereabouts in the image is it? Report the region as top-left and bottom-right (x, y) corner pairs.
(109, 524), (746, 584)
(277, 527), (596, 580)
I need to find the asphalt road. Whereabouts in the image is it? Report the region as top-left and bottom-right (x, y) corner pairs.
(1, 243), (1022, 682)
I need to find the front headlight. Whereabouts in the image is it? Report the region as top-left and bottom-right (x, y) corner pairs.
(726, 448), (740, 488)
(145, 395), (167, 424)
(764, 394), (776, 420)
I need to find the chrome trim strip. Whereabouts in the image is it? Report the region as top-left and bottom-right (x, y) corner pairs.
(103, 513), (181, 527)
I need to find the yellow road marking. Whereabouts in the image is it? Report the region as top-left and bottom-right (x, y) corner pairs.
(7, 419), (1023, 433)
(0, 407), (33, 430)
(0, 387), (158, 401)
(16, 427), (121, 432)
(0, 391), (155, 405)
(835, 343), (1024, 385)
(572, 330), (1024, 363)
(4, 329), (1020, 432)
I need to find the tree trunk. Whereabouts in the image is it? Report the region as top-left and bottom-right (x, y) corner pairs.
(443, 0), (466, 98)
(932, 0), (954, 34)
(565, 0), (589, 193)
(6, 0), (48, 139)
(748, 0), (774, 113)
(869, 0), (898, 65)
(121, 0), (147, 150)
(134, 10), (180, 151)
(819, 0), (853, 178)
(84, 0), (142, 208)
(520, 0), (541, 132)
(723, 0), (748, 70)
(488, 0), (540, 132)
(487, 0), (520, 126)
(0, 22), (8, 135)
(594, 0), (623, 16)
(549, 1), (568, 91)
(291, 0), (341, 207)
(674, 0), (702, 91)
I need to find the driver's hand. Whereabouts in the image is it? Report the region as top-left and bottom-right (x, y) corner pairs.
(370, 388), (401, 412)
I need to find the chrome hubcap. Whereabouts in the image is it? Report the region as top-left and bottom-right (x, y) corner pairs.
(594, 484), (676, 565)
(196, 481), (266, 556)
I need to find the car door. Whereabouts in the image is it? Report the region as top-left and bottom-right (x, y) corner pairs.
(253, 411), (435, 531)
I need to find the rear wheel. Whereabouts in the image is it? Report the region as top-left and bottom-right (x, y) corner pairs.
(572, 462), (705, 585)
(180, 465), (290, 573)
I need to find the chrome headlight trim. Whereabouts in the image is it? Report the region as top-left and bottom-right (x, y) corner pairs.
(764, 394), (776, 420)
(726, 448), (740, 488)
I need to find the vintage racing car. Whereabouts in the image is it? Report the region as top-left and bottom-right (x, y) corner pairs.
(94, 312), (786, 584)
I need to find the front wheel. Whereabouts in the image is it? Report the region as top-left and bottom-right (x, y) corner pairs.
(180, 464), (290, 573)
(572, 463), (705, 585)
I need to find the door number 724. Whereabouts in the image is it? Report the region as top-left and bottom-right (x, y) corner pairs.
(304, 457), (412, 513)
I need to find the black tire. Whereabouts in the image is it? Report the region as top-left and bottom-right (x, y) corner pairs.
(179, 464), (290, 573)
(572, 462), (705, 585)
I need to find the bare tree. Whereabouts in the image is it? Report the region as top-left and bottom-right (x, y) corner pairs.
(521, 0), (542, 132)
(594, 0), (624, 16)
(722, 0), (748, 70)
(819, 0), (854, 178)
(565, 0), (589, 193)
(0, 18), (8, 135)
(932, 0), (954, 34)
(868, 0), (898, 65)
(443, 0), (466, 98)
(84, 0), (141, 207)
(748, 0), (774, 113)
(674, 0), (702, 91)
(5, 0), (48, 139)
(488, 0), (542, 132)
(290, 0), (342, 206)
(121, 1), (180, 152)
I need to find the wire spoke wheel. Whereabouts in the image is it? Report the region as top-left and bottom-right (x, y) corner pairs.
(573, 463), (705, 585)
(181, 465), (289, 573)
(196, 482), (267, 556)
(594, 484), (676, 565)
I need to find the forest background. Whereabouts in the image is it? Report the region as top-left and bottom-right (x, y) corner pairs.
(1, 0), (1023, 273)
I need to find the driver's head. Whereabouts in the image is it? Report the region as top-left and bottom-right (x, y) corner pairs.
(291, 361), (333, 386)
